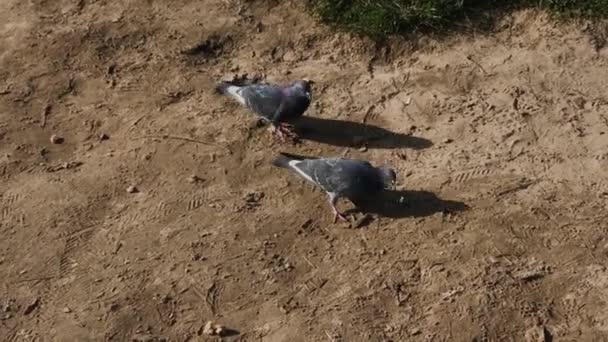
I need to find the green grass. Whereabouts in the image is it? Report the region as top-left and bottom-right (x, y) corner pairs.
(310, 0), (608, 39)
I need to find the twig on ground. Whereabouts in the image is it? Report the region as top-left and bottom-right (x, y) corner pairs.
(324, 331), (336, 342)
(466, 55), (487, 74)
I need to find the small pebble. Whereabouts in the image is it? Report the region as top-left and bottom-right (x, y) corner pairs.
(214, 325), (225, 336)
(202, 321), (215, 336)
(50, 134), (64, 144)
(23, 298), (39, 315)
(187, 175), (201, 183)
(99, 133), (109, 141)
(443, 138), (453, 144)
(62, 307), (71, 313)
(202, 321), (226, 336)
(126, 185), (138, 193)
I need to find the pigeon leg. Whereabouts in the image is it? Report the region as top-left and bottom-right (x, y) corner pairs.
(329, 193), (348, 223)
(278, 123), (299, 139)
(269, 124), (287, 142)
(272, 123), (298, 143)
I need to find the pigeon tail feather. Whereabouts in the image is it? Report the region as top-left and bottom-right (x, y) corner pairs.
(216, 81), (245, 105)
(215, 81), (233, 94)
(271, 153), (301, 169)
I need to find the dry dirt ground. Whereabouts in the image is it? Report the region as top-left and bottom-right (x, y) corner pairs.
(2, 1), (608, 341)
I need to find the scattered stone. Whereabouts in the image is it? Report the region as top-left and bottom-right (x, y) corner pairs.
(525, 325), (552, 342)
(358, 146), (368, 152)
(126, 185), (138, 193)
(50, 134), (64, 144)
(187, 175), (202, 183)
(202, 321), (215, 335)
(443, 138), (453, 144)
(23, 298), (39, 315)
(62, 307), (71, 313)
(214, 325), (225, 336)
(99, 133), (109, 141)
(410, 328), (421, 336)
(572, 96), (586, 110)
(240, 191), (264, 210)
(283, 51), (297, 62)
(202, 321), (226, 336)
(255, 22), (264, 33)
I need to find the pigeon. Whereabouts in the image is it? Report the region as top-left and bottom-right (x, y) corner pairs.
(216, 79), (314, 142)
(272, 153), (397, 222)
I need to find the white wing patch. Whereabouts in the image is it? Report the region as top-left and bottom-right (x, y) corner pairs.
(288, 160), (317, 185)
(226, 85), (246, 105)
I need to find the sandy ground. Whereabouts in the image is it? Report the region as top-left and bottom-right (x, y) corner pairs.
(2, 1), (608, 341)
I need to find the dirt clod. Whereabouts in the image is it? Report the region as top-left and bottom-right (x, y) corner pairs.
(50, 135), (64, 144)
(202, 321), (226, 336)
(525, 325), (552, 342)
(23, 298), (39, 315)
(187, 174), (202, 183)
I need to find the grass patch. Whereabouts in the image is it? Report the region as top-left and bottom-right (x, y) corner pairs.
(310, 0), (608, 39)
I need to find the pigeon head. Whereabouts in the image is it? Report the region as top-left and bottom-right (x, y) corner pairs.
(378, 167), (397, 190)
(292, 79), (314, 93)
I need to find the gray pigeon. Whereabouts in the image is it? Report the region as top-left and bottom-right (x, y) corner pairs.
(272, 153), (397, 222)
(216, 79), (314, 141)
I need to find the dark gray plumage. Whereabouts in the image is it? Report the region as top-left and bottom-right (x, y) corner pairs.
(216, 79), (313, 141)
(272, 153), (397, 221)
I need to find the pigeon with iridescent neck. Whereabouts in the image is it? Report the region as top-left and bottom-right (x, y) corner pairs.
(216, 78), (314, 142)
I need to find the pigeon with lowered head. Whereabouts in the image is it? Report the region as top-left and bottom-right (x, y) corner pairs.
(272, 152), (397, 222)
(216, 78), (314, 142)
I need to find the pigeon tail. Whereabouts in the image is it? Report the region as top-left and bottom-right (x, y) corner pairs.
(271, 153), (298, 169)
(216, 81), (245, 105)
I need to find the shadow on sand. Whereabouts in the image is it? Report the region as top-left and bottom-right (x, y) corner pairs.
(348, 190), (469, 219)
(295, 116), (432, 149)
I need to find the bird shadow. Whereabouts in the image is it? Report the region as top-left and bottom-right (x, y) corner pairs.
(221, 328), (240, 338)
(348, 190), (469, 220)
(295, 116), (433, 150)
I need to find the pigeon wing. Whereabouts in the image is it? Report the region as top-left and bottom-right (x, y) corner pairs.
(290, 158), (357, 195)
(240, 85), (284, 121)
